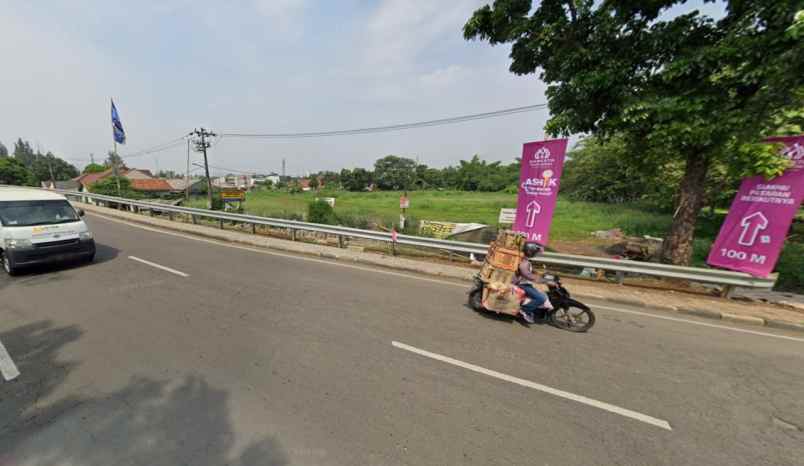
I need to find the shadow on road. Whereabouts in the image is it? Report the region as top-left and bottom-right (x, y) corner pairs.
(0, 243), (120, 292)
(0, 321), (83, 436)
(1, 322), (286, 466)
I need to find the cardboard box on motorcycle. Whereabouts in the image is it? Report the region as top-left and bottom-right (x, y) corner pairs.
(480, 231), (526, 316)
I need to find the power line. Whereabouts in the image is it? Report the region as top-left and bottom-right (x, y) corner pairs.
(219, 103), (547, 139)
(120, 135), (189, 160)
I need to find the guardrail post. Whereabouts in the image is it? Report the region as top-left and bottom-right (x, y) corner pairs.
(291, 229), (297, 241)
(149, 209), (154, 217)
(615, 271), (625, 284)
(338, 235), (344, 248)
(219, 219), (224, 230)
(252, 224), (257, 234)
(168, 212), (174, 221)
(191, 215), (198, 224)
(720, 285), (734, 299)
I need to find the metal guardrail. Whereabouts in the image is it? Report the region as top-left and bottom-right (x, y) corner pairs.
(57, 189), (778, 293)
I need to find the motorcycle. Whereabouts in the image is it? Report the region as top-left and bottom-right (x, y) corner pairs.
(467, 273), (595, 332)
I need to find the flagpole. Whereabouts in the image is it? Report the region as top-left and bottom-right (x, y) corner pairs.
(113, 140), (121, 197)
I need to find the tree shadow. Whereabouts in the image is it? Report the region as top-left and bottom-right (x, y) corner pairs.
(0, 321), (83, 437)
(0, 321), (286, 466)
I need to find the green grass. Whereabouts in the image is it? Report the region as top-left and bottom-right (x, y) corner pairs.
(188, 189), (803, 292)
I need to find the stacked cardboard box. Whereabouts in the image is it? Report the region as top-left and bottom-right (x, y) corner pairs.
(480, 230), (525, 315)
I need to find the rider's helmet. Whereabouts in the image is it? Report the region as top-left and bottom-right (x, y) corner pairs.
(523, 241), (544, 258)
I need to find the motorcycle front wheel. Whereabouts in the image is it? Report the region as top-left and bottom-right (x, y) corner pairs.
(550, 305), (595, 332)
(468, 288), (484, 311)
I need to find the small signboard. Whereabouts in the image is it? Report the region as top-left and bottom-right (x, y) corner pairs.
(498, 208), (517, 225)
(316, 197), (336, 207)
(400, 196), (410, 209)
(221, 188), (246, 203)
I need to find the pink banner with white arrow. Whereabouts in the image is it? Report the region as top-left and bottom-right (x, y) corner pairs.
(513, 139), (568, 245)
(707, 136), (804, 277)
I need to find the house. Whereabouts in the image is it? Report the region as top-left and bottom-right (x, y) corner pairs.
(121, 168), (154, 180)
(40, 180), (80, 191)
(299, 176), (324, 192)
(129, 178), (174, 196)
(74, 169), (114, 192)
(165, 178), (207, 194)
(253, 173), (280, 185)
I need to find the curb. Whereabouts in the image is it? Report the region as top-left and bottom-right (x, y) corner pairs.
(79, 204), (804, 334)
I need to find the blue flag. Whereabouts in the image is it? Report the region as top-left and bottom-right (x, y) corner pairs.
(111, 99), (126, 144)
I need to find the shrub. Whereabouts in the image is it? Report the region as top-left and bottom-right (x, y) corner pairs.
(308, 200), (337, 224)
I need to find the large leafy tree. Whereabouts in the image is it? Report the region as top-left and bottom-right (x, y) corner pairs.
(83, 163), (107, 174)
(339, 168), (374, 191)
(30, 152), (79, 183)
(374, 156), (417, 190)
(465, 0), (803, 264)
(0, 157), (34, 185)
(13, 139), (36, 167)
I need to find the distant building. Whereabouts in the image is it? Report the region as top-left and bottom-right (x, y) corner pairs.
(130, 178), (174, 195)
(40, 180), (80, 191)
(122, 169), (154, 180)
(165, 178), (207, 194)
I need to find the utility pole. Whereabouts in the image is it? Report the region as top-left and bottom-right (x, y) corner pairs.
(90, 153), (95, 165)
(282, 158), (286, 178)
(191, 128), (216, 209)
(47, 157), (55, 187)
(185, 138), (191, 202)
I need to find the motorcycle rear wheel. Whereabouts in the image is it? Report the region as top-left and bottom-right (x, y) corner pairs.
(550, 304), (595, 332)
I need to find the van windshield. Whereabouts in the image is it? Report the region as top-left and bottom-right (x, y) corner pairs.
(0, 200), (80, 227)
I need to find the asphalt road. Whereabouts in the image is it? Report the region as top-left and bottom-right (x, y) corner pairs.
(1, 213), (802, 466)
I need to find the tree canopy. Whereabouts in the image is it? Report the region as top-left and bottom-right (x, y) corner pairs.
(465, 0), (803, 264)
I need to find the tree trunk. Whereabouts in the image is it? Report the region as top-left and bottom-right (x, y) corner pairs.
(661, 152), (711, 265)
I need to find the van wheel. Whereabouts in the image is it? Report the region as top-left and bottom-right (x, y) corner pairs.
(1, 250), (17, 276)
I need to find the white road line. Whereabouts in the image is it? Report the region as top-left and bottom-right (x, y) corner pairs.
(392, 340), (673, 431)
(593, 305), (804, 343)
(0, 339), (20, 381)
(90, 213), (803, 343)
(128, 256), (189, 277)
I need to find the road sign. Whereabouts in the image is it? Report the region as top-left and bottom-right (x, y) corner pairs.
(498, 208), (516, 225)
(400, 196), (410, 209)
(220, 188), (245, 203)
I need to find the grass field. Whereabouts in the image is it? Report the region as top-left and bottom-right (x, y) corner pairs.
(188, 189), (803, 292)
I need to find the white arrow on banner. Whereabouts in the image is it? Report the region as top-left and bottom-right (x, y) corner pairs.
(738, 211), (769, 246)
(525, 200), (541, 228)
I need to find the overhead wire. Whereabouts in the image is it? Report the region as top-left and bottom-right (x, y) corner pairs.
(120, 135), (189, 160)
(219, 104), (547, 139)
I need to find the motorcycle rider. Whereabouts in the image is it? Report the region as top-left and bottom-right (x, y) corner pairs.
(515, 242), (551, 323)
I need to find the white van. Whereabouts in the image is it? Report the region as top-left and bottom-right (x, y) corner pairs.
(0, 187), (95, 275)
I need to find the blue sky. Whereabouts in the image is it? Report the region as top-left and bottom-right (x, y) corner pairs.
(0, 0), (725, 176)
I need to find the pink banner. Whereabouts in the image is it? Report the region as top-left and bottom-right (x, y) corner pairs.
(513, 139), (568, 245)
(707, 136), (804, 277)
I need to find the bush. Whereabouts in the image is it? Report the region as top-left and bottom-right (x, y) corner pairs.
(308, 200), (337, 224)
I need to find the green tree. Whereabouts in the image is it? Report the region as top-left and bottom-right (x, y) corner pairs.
(465, 0), (803, 265)
(0, 157), (34, 185)
(30, 152), (79, 183)
(90, 176), (140, 198)
(83, 163), (107, 174)
(0, 141), (8, 157)
(308, 176), (320, 191)
(374, 155), (416, 190)
(340, 168), (373, 191)
(104, 150), (126, 170)
(13, 139), (36, 167)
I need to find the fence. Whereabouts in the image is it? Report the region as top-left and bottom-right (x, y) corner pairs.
(58, 190), (778, 294)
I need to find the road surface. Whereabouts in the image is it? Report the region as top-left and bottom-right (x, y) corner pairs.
(1, 214), (802, 466)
